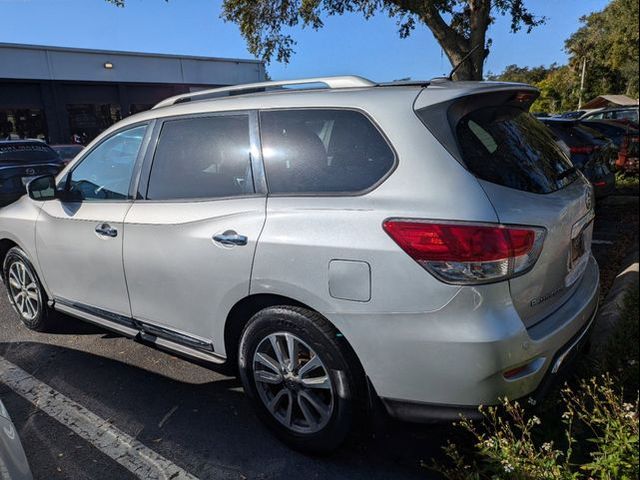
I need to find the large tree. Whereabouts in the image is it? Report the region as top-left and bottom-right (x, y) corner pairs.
(565, 0), (639, 98)
(219, 0), (544, 80)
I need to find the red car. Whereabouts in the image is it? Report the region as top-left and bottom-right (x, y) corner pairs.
(582, 120), (639, 173)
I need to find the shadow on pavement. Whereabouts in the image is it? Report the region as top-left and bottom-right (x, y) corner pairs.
(0, 341), (451, 480)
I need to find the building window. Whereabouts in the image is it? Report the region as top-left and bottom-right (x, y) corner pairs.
(0, 109), (48, 142)
(67, 104), (122, 145)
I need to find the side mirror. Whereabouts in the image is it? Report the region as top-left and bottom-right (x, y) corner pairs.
(27, 175), (58, 201)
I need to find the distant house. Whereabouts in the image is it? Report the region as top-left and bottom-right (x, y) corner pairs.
(582, 94), (639, 110)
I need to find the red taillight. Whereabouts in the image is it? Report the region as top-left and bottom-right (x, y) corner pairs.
(503, 365), (528, 379)
(381, 222), (534, 262)
(383, 220), (545, 284)
(593, 181), (607, 187)
(570, 146), (595, 155)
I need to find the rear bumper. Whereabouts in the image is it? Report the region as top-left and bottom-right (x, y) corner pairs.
(381, 300), (597, 423)
(337, 255), (600, 421)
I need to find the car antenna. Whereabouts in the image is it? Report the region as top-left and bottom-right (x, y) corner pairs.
(447, 44), (483, 81)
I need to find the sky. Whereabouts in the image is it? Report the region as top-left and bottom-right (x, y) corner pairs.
(0, 0), (610, 82)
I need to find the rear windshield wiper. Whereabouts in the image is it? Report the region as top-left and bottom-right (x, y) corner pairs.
(557, 165), (577, 180)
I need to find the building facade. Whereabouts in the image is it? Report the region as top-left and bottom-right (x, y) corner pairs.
(0, 43), (266, 144)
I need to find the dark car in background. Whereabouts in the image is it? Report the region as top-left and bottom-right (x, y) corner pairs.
(540, 119), (617, 197)
(50, 144), (85, 165)
(581, 107), (639, 124)
(0, 141), (65, 207)
(583, 120), (639, 173)
(557, 110), (588, 119)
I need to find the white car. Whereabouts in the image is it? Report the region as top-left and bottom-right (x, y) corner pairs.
(0, 76), (599, 452)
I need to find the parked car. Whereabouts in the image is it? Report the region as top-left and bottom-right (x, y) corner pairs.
(0, 141), (65, 207)
(50, 144), (85, 165)
(582, 120), (639, 173)
(557, 110), (588, 119)
(0, 77), (600, 452)
(540, 118), (617, 197)
(0, 400), (33, 480)
(581, 106), (639, 124)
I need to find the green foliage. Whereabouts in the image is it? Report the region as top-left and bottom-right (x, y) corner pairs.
(488, 0), (639, 112)
(488, 64), (578, 112)
(432, 285), (640, 479)
(532, 66), (578, 113)
(565, 0), (639, 98)
(432, 377), (639, 480)
(220, 0), (543, 79)
(615, 173), (640, 191)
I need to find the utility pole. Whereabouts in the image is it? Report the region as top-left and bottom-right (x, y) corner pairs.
(578, 57), (587, 109)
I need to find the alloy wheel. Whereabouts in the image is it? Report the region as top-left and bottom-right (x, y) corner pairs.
(8, 261), (40, 321)
(253, 332), (335, 434)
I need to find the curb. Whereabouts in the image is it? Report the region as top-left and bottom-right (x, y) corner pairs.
(590, 249), (639, 355)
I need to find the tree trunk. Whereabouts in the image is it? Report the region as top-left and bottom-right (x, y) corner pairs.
(418, 0), (490, 81)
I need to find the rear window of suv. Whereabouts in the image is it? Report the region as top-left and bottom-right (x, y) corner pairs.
(260, 109), (395, 194)
(453, 106), (578, 194)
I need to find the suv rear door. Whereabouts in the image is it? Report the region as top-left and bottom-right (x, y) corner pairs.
(417, 91), (594, 328)
(122, 112), (266, 353)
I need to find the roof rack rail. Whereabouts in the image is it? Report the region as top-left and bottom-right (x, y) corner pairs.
(153, 75), (375, 109)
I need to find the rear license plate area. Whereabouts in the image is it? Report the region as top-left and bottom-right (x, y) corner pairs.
(565, 212), (594, 287)
(571, 231), (586, 264)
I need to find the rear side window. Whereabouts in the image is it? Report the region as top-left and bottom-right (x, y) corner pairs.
(0, 142), (59, 163)
(454, 106), (577, 194)
(615, 110), (638, 121)
(147, 115), (253, 200)
(260, 109), (395, 194)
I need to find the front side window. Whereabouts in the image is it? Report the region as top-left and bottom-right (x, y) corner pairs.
(68, 125), (146, 201)
(260, 109), (395, 194)
(146, 115), (253, 200)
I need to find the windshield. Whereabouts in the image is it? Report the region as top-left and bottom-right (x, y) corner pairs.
(454, 106), (579, 194)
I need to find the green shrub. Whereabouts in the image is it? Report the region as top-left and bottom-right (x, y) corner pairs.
(615, 172), (640, 190)
(432, 376), (639, 480)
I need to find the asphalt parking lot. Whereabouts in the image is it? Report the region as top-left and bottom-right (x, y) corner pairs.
(0, 289), (449, 480)
(0, 198), (637, 480)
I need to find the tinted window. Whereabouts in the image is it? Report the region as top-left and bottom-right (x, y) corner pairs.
(69, 125), (146, 201)
(260, 110), (395, 194)
(147, 115), (253, 200)
(0, 142), (59, 163)
(455, 107), (578, 194)
(615, 109), (639, 122)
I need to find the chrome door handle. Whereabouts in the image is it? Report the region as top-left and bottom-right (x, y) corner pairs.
(95, 223), (118, 238)
(213, 231), (248, 246)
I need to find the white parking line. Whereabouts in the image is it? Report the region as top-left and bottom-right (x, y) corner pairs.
(0, 357), (199, 480)
(592, 239), (614, 245)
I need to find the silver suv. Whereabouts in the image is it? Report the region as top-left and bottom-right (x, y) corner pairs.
(0, 76), (599, 452)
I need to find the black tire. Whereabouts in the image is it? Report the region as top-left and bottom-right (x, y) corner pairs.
(3, 246), (54, 332)
(238, 306), (364, 454)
